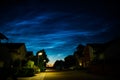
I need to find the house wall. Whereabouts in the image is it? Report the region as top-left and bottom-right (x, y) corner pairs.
(103, 40), (120, 75)
(0, 45), (11, 68)
(104, 41), (120, 63)
(0, 43), (27, 68)
(82, 46), (91, 68)
(88, 46), (94, 61)
(18, 45), (27, 60)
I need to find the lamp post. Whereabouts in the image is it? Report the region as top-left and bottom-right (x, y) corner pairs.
(38, 52), (42, 66)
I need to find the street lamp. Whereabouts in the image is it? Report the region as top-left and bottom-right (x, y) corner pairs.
(38, 52), (42, 66)
(38, 52), (42, 56)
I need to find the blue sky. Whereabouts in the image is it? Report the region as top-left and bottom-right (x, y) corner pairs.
(0, 0), (119, 65)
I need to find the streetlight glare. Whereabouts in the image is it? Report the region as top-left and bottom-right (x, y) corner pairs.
(38, 52), (42, 56)
(43, 60), (46, 62)
(79, 62), (82, 66)
(38, 52), (43, 68)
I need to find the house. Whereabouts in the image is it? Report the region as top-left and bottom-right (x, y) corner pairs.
(0, 43), (27, 68)
(103, 38), (120, 75)
(81, 43), (107, 74)
(104, 38), (120, 63)
(83, 38), (120, 75)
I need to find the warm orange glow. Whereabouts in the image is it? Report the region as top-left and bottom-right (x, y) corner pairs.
(46, 63), (53, 67)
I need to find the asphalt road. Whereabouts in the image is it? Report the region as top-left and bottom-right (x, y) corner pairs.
(17, 69), (115, 80)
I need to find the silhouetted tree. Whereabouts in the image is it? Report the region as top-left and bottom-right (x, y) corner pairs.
(53, 60), (64, 70)
(64, 55), (76, 69)
(36, 49), (49, 71)
(26, 51), (34, 60)
(73, 44), (85, 67)
(74, 44), (85, 57)
(36, 49), (49, 63)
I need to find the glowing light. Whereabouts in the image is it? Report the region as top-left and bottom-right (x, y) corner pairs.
(79, 62), (82, 66)
(38, 52), (42, 56)
(43, 60), (46, 62)
(38, 52), (43, 66)
(46, 63), (53, 67)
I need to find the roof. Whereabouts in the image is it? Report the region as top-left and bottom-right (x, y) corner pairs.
(87, 38), (120, 54)
(0, 33), (8, 40)
(0, 43), (25, 50)
(86, 43), (108, 54)
(26, 51), (33, 56)
(106, 37), (120, 45)
(87, 43), (107, 48)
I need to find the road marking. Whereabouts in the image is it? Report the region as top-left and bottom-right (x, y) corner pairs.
(31, 72), (46, 80)
(17, 72), (47, 80)
(40, 72), (46, 80)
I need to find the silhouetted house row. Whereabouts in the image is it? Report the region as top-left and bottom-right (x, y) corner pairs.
(0, 43), (27, 68)
(75, 43), (105, 68)
(82, 43), (107, 67)
(75, 38), (120, 75)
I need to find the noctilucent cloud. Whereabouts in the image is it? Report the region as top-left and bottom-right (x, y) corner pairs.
(0, 0), (119, 65)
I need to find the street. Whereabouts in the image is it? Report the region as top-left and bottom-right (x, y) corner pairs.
(17, 69), (115, 80)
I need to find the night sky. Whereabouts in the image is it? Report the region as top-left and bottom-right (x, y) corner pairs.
(0, 0), (119, 65)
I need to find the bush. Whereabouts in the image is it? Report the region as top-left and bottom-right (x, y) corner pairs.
(16, 68), (35, 77)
